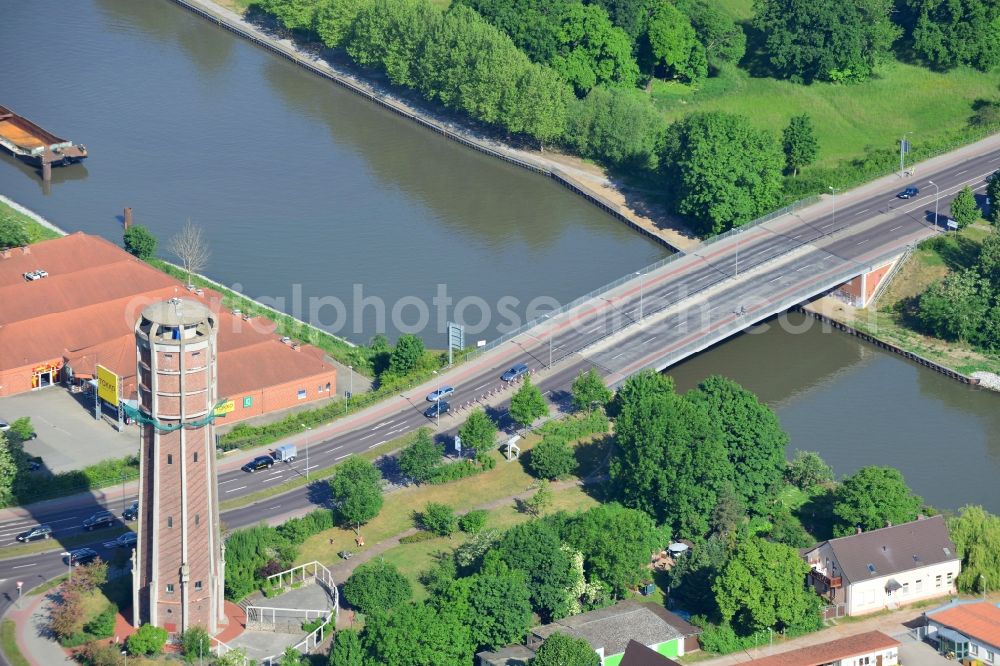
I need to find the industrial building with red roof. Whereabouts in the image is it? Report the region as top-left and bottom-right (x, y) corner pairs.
(925, 601), (1000, 661)
(0, 232), (336, 422)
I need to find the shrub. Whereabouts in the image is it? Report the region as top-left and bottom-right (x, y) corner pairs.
(275, 509), (334, 544)
(181, 626), (211, 663)
(126, 624), (168, 656)
(458, 509), (488, 534)
(301, 616), (330, 633)
(399, 530), (439, 544)
(426, 453), (496, 484)
(343, 560), (412, 615)
(78, 639), (126, 666)
(420, 502), (457, 536)
(83, 604), (118, 640)
(528, 437), (577, 480)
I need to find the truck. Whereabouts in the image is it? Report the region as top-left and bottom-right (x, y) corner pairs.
(274, 444), (297, 463)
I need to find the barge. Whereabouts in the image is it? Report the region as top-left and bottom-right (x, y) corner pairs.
(0, 104), (88, 181)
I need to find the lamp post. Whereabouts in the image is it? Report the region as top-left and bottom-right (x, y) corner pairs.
(928, 180), (940, 227)
(346, 365), (353, 415)
(634, 271), (644, 320)
(299, 424), (311, 480)
(982, 573), (987, 601)
(900, 131), (913, 177)
(61, 551), (72, 580)
(829, 186), (838, 231)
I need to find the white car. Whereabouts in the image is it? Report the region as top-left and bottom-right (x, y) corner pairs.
(426, 386), (455, 402)
(0, 421), (9, 431)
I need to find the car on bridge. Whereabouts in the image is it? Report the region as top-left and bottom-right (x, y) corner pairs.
(242, 455), (275, 473)
(501, 363), (529, 382)
(897, 187), (920, 199)
(424, 401), (451, 418)
(123, 501), (139, 521)
(82, 511), (115, 531)
(16, 524), (52, 542)
(426, 386), (454, 402)
(66, 548), (100, 567)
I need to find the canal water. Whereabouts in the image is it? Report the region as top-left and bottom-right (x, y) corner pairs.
(668, 314), (1000, 513)
(2, 2), (996, 512)
(0, 0), (666, 344)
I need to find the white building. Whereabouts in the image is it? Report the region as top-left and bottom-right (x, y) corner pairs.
(924, 601), (1000, 663)
(803, 515), (960, 616)
(748, 630), (899, 666)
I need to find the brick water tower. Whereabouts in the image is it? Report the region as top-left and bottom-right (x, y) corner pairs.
(132, 298), (225, 634)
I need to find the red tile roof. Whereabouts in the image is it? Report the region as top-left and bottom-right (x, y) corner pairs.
(0, 233), (336, 399)
(747, 631), (899, 666)
(931, 603), (1000, 648)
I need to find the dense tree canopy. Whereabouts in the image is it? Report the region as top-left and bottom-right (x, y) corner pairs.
(647, 3), (706, 83)
(532, 631), (600, 666)
(123, 225), (157, 260)
(660, 111), (784, 236)
(753, 0), (900, 82)
(495, 520), (581, 621)
(688, 376), (788, 515)
(714, 536), (822, 634)
(610, 371), (733, 537)
(585, 0), (655, 39)
(398, 429), (444, 483)
(988, 171), (1000, 223)
(677, 0), (746, 70)
(0, 215), (30, 251)
(329, 629), (366, 666)
(949, 505), (1000, 594)
(364, 602), (471, 666)
(343, 560), (413, 615)
(316, 0), (372, 48)
(458, 408), (498, 452)
(832, 466), (922, 536)
(435, 563), (534, 651)
(786, 450), (834, 489)
(951, 186), (980, 228)
(330, 456), (384, 528)
(917, 270), (991, 342)
(387, 333), (426, 376)
(909, 0), (1000, 72)
(565, 87), (664, 167)
(509, 376), (549, 427)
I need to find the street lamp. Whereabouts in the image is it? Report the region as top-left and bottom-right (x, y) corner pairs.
(299, 424), (311, 480)
(634, 271), (644, 320)
(900, 131), (913, 177)
(828, 186), (838, 230)
(928, 180), (940, 227)
(61, 551), (72, 580)
(346, 365), (353, 415)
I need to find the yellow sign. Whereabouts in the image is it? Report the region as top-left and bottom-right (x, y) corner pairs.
(96, 365), (119, 405)
(213, 399), (235, 416)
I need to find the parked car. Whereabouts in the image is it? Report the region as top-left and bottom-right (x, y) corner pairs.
(273, 444), (297, 463)
(242, 455), (275, 473)
(425, 386), (455, 402)
(424, 401), (451, 418)
(82, 511), (115, 531)
(897, 187), (919, 199)
(114, 532), (138, 549)
(501, 363), (529, 382)
(123, 500), (139, 521)
(16, 524), (52, 542)
(0, 420), (8, 431)
(66, 548), (100, 567)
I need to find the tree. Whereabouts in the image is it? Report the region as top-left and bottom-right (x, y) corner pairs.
(347, 0), (440, 88)
(754, 0), (899, 82)
(123, 225), (157, 260)
(127, 624), (169, 656)
(459, 509), (488, 533)
(950, 505), (1000, 594)
(329, 628), (366, 666)
(978, 223), (1000, 285)
(909, 0), (1000, 72)
(344, 560), (412, 615)
(279, 646), (305, 666)
(571, 368), (613, 413)
(666, 534), (729, 618)
(528, 437), (577, 480)
(782, 114), (818, 177)
(458, 408), (498, 452)
(316, 0), (372, 48)
(78, 640), (125, 666)
(181, 627), (211, 663)
(678, 0), (746, 70)
(523, 480), (554, 516)
(6, 417), (34, 446)
(434, 563), (534, 651)
(50, 588), (85, 639)
(398, 429), (443, 483)
(421, 502), (458, 536)
(714, 536), (822, 634)
(330, 456), (383, 530)
(559, 503), (668, 596)
(509, 376), (549, 428)
(496, 520), (581, 621)
(951, 186), (980, 229)
(388, 333), (425, 376)
(364, 601), (472, 666)
(988, 171), (1000, 223)
(786, 450), (834, 489)
(565, 87), (664, 168)
(833, 466), (923, 536)
(610, 371), (733, 537)
(215, 648), (251, 666)
(532, 631), (599, 666)
(687, 376), (788, 515)
(0, 214), (30, 250)
(0, 434), (19, 506)
(169, 219), (210, 286)
(647, 3), (706, 83)
(661, 111), (784, 236)
(917, 270), (991, 342)
(586, 0), (657, 38)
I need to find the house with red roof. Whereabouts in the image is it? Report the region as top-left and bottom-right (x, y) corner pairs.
(924, 600), (1000, 663)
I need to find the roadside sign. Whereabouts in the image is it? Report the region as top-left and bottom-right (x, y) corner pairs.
(454, 435), (462, 454)
(16, 581), (23, 589)
(901, 139), (910, 154)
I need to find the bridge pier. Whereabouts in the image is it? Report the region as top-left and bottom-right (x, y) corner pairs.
(834, 254), (905, 308)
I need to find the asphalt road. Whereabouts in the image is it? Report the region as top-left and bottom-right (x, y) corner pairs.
(0, 144), (996, 664)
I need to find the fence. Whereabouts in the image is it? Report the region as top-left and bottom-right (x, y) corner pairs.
(245, 605), (331, 633)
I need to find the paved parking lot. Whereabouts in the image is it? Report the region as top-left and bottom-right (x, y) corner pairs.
(0, 387), (138, 473)
(898, 639), (952, 666)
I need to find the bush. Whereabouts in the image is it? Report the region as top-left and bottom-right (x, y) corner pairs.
(426, 453), (496, 484)
(275, 509), (334, 544)
(126, 624), (168, 656)
(83, 604), (118, 640)
(343, 560), (412, 615)
(10, 455), (140, 507)
(528, 437), (577, 480)
(181, 626), (211, 663)
(420, 502), (457, 536)
(458, 509), (488, 534)
(786, 450), (833, 489)
(399, 530), (439, 544)
(301, 616), (330, 633)
(78, 639), (126, 666)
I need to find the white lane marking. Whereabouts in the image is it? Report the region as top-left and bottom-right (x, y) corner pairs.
(359, 432), (378, 441)
(890, 225), (903, 231)
(857, 238), (870, 245)
(769, 275), (782, 283)
(384, 426), (407, 436)
(225, 486), (247, 494)
(12, 563), (36, 569)
(335, 453), (350, 460)
(672, 320), (685, 328)
(794, 264), (811, 272)
(472, 382), (492, 391)
(991, 156), (1000, 162)
(369, 419), (399, 431)
(642, 336), (657, 345)
(855, 208), (870, 215)
(266, 505), (281, 511)
(369, 440), (387, 449)
(611, 352), (626, 360)
(955, 169), (968, 175)
(821, 223), (834, 228)
(304, 465), (319, 471)
(219, 478), (239, 485)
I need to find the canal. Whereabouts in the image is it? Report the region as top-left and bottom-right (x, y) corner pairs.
(2, 2), (997, 513)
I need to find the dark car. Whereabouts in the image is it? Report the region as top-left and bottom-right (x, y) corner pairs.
(897, 187), (920, 199)
(82, 511), (115, 531)
(123, 501), (139, 521)
(501, 363), (530, 382)
(113, 532), (138, 549)
(16, 524), (52, 542)
(242, 455), (275, 473)
(66, 548), (100, 567)
(424, 401), (451, 418)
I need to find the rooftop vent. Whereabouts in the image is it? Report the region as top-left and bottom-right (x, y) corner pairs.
(867, 563), (877, 575)
(943, 547), (952, 557)
(23, 269), (48, 281)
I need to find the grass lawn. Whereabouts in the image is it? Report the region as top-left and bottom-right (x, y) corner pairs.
(0, 620), (29, 666)
(0, 199), (62, 244)
(652, 60), (1000, 170)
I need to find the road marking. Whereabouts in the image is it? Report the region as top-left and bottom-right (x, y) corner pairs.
(956, 169), (968, 175)
(588, 326), (603, 333)
(642, 336), (657, 345)
(304, 465), (319, 471)
(266, 505), (281, 511)
(855, 208), (870, 215)
(794, 264), (811, 272)
(472, 382), (492, 391)
(610, 352), (626, 359)
(672, 320), (685, 328)
(821, 223), (834, 228)
(218, 478), (239, 485)
(12, 563), (36, 569)
(335, 453), (350, 460)
(769, 275), (782, 283)
(856, 238), (870, 245)
(369, 440), (387, 449)
(890, 225), (903, 231)
(384, 426), (407, 436)
(225, 486), (247, 494)
(992, 156), (1000, 162)
(359, 432), (378, 441)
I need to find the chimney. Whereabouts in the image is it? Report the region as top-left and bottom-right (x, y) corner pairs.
(856, 526), (863, 535)
(124, 207), (133, 230)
